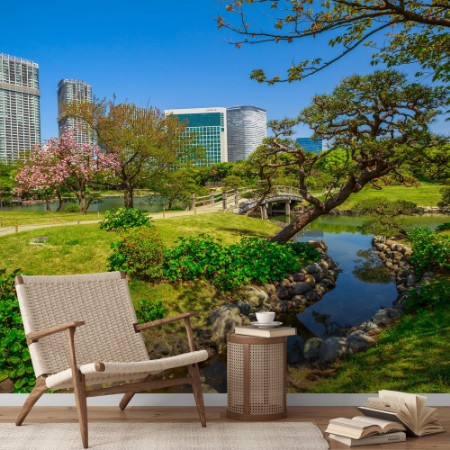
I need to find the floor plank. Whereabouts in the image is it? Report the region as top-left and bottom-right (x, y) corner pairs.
(0, 406), (448, 449)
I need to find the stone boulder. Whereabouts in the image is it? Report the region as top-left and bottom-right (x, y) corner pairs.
(347, 330), (375, 351)
(319, 337), (349, 362)
(303, 337), (324, 361)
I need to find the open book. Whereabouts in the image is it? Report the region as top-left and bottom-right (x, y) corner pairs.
(328, 431), (406, 447)
(325, 416), (405, 439)
(358, 390), (445, 437)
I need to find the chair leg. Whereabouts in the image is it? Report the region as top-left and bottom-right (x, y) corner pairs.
(73, 372), (88, 449)
(119, 392), (135, 411)
(119, 376), (150, 410)
(15, 376), (47, 426)
(188, 364), (206, 427)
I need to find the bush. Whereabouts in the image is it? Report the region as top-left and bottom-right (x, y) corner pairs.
(407, 227), (450, 277)
(288, 241), (321, 264)
(437, 187), (450, 208)
(436, 223), (450, 232)
(163, 235), (320, 291)
(0, 268), (34, 392)
(100, 207), (152, 232)
(405, 276), (450, 312)
(136, 299), (165, 324)
(108, 227), (164, 281)
(64, 203), (80, 213)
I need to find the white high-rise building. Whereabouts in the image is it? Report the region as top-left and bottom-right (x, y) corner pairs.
(0, 54), (41, 161)
(226, 106), (267, 162)
(57, 79), (93, 144)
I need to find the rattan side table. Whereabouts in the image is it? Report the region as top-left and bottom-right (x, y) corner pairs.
(226, 333), (287, 420)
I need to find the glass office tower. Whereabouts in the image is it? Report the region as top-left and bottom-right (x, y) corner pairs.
(57, 79), (93, 144)
(0, 54), (41, 161)
(165, 107), (228, 166)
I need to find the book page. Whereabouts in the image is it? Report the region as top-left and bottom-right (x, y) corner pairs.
(329, 418), (368, 430)
(351, 415), (405, 432)
(379, 390), (427, 428)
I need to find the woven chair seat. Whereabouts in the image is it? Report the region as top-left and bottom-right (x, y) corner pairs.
(45, 350), (209, 389)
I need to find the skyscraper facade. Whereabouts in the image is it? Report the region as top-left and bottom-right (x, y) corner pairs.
(0, 54), (41, 161)
(227, 106), (266, 162)
(296, 137), (323, 153)
(165, 107), (228, 166)
(57, 79), (93, 144)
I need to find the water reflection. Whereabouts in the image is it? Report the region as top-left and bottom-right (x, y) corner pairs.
(0, 196), (168, 213)
(353, 249), (394, 284)
(295, 228), (398, 339)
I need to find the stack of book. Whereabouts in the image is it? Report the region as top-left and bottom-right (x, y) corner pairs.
(326, 416), (406, 447)
(234, 325), (296, 338)
(326, 390), (445, 447)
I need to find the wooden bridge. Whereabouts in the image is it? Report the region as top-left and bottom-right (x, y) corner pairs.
(191, 185), (304, 217)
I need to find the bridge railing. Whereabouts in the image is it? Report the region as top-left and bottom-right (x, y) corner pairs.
(190, 186), (304, 213)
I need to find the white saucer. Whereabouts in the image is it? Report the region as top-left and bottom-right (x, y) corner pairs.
(250, 321), (283, 329)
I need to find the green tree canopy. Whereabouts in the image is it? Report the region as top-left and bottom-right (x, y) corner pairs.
(62, 99), (199, 208)
(219, 0), (450, 83)
(249, 70), (447, 243)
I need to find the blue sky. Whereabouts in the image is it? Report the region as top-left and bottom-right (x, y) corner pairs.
(1, 0), (447, 140)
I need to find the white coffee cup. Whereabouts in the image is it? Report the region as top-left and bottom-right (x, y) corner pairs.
(256, 311), (275, 324)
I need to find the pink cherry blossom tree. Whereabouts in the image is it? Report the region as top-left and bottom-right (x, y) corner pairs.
(15, 146), (66, 211)
(16, 131), (120, 213)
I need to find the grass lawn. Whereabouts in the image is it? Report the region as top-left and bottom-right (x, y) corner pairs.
(0, 211), (104, 227)
(339, 183), (446, 209)
(0, 213), (280, 276)
(289, 303), (450, 393)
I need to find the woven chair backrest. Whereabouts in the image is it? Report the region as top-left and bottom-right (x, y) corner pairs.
(15, 272), (149, 378)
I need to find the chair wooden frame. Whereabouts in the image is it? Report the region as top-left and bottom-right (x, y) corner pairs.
(15, 307), (206, 449)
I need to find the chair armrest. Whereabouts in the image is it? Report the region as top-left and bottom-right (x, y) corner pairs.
(134, 312), (199, 352)
(26, 321), (85, 345)
(133, 312), (198, 333)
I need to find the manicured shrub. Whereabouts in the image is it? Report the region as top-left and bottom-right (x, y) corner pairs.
(287, 241), (321, 264)
(100, 207), (152, 231)
(0, 268), (34, 392)
(64, 203), (80, 213)
(405, 276), (450, 312)
(108, 227), (164, 281)
(407, 227), (450, 277)
(163, 235), (320, 291)
(436, 222), (450, 232)
(136, 299), (165, 324)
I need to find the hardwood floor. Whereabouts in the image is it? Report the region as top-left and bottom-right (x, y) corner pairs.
(0, 406), (448, 449)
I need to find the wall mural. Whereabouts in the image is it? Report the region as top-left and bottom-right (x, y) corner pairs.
(1, 210), (449, 395)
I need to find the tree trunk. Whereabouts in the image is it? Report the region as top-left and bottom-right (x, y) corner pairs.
(124, 187), (134, 208)
(269, 206), (325, 243)
(78, 196), (88, 214)
(55, 192), (63, 212)
(45, 197), (51, 212)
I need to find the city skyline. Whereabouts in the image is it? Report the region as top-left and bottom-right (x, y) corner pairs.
(1, 1), (447, 143)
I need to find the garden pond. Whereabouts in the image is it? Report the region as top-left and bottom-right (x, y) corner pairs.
(203, 213), (450, 392)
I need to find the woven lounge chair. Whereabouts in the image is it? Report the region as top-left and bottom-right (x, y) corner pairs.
(15, 271), (208, 448)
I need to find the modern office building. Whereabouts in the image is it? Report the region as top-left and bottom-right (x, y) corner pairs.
(227, 106), (266, 162)
(165, 105), (267, 166)
(0, 54), (41, 161)
(165, 107), (228, 166)
(296, 137), (323, 153)
(57, 79), (93, 144)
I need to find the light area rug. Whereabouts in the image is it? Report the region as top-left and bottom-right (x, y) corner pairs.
(0, 422), (329, 450)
